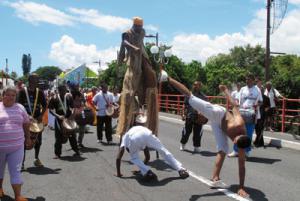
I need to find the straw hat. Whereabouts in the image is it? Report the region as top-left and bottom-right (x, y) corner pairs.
(133, 16), (143, 26)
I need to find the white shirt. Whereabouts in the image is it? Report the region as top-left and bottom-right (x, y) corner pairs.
(92, 91), (114, 116)
(120, 126), (183, 175)
(231, 90), (240, 105)
(113, 93), (120, 104)
(239, 85), (262, 109)
(239, 85), (263, 119)
(120, 126), (152, 154)
(264, 88), (281, 108)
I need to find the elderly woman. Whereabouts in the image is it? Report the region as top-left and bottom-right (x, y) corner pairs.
(0, 86), (31, 201)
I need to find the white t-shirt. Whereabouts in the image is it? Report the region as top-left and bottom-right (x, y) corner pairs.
(264, 88), (281, 108)
(92, 91), (114, 116)
(120, 126), (152, 154)
(231, 90), (240, 104)
(239, 85), (262, 109)
(113, 93), (120, 104)
(239, 85), (263, 119)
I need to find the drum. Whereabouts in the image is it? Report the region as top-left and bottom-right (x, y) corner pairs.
(74, 107), (95, 126)
(26, 119), (44, 150)
(61, 118), (77, 144)
(106, 104), (119, 118)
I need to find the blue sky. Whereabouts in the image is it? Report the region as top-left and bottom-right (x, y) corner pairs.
(1, 0), (300, 76)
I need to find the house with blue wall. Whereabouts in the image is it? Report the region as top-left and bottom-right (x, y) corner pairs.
(63, 63), (98, 86)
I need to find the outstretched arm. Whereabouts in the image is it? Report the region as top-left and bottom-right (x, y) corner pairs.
(168, 77), (192, 97)
(219, 85), (239, 108)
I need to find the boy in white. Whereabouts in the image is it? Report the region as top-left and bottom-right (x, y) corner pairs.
(228, 74), (262, 157)
(115, 115), (189, 180)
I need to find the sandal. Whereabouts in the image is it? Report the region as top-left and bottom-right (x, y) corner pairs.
(178, 169), (189, 179)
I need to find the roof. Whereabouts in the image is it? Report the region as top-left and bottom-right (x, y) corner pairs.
(63, 63), (98, 78)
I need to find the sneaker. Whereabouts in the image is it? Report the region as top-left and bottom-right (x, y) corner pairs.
(194, 147), (201, 153)
(178, 169), (189, 179)
(78, 144), (86, 148)
(107, 141), (113, 145)
(227, 151), (238, 157)
(0, 188), (4, 198)
(180, 144), (185, 151)
(34, 159), (44, 167)
(210, 180), (228, 188)
(97, 139), (102, 143)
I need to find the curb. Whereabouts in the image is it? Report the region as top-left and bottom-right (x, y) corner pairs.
(159, 115), (300, 151)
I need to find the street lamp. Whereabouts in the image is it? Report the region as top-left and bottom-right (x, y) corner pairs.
(150, 44), (172, 108)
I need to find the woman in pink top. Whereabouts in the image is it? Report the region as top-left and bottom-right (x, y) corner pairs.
(0, 86), (31, 201)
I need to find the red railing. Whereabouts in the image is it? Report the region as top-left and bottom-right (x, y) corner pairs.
(158, 94), (300, 133)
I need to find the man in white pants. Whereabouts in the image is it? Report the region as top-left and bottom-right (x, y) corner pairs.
(159, 70), (250, 198)
(115, 114), (189, 181)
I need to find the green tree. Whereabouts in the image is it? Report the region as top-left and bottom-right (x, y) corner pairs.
(271, 55), (300, 98)
(33, 66), (62, 81)
(10, 71), (18, 80)
(22, 54), (31, 76)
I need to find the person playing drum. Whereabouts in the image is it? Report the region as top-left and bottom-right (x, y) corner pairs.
(17, 73), (47, 169)
(48, 84), (80, 158)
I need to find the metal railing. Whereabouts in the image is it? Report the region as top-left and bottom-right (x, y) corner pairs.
(158, 94), (300, 133)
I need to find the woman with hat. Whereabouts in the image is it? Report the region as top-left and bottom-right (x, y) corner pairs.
(0, 86), (31, 201)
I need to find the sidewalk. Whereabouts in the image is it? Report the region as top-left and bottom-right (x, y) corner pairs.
(159, 112), (300, 151)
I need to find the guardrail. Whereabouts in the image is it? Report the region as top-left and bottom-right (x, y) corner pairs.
(158, 94), (300, 133)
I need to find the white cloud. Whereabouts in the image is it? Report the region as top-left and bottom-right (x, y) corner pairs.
(290, 0), (300, 5)
(49, 35), (118, 72)
(5, 1), (74, 26)
(3, 1), (158, 32)
(68, 8), (131, 32)
(171, 6), (300, 64)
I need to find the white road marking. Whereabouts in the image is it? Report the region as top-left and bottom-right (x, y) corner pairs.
(188, 171), (251, 201)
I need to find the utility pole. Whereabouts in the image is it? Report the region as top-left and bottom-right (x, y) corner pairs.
(5, 58), (8, 85)
(145, 32), (159, 46)
(265, 0), (272, 81)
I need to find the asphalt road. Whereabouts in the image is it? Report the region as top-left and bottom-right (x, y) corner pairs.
(2, 120), (300, 201)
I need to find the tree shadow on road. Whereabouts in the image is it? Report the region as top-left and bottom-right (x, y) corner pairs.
(246, 156), (281, 164)
(182, 150), (217, 157)
(136, 176), (183, 187)
(228, 185), (268, 201)
(189, 191), (226, 201)
(25, 166), (61, 175)
(1, 196), (46, 201)
(264, 142), (282, 149)
(79, 147), (103, 153)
